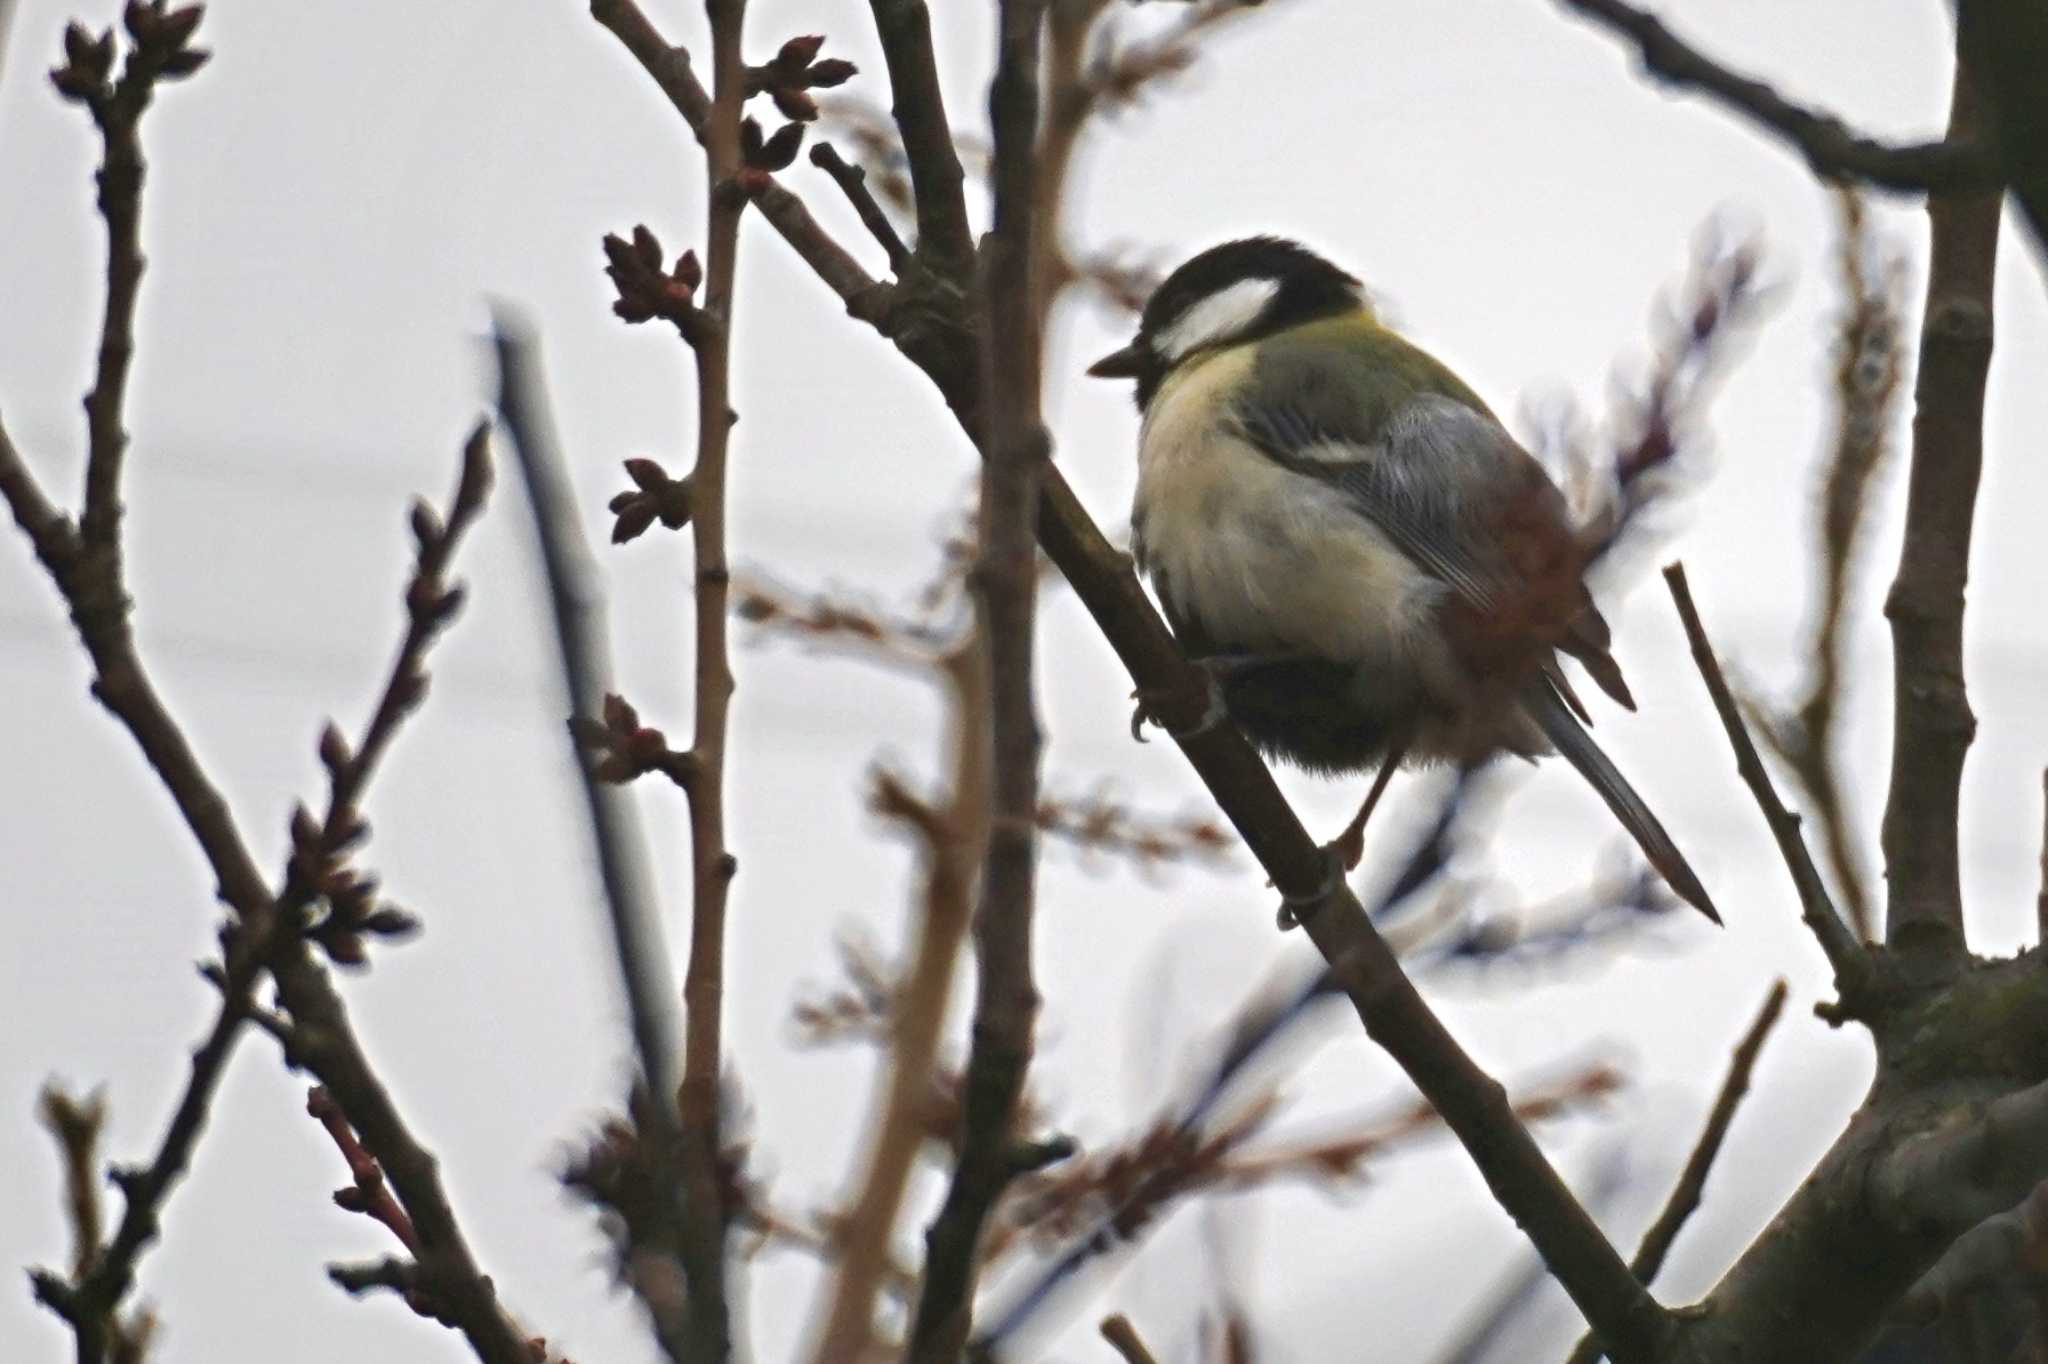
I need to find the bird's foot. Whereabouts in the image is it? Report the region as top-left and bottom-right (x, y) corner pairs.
(1275, 843), (1347, 932)
(1128, 657), (1237, 743)
(1326, 823), (1368, 874)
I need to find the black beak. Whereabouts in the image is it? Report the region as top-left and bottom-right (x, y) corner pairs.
(1086, 341), (1146, 379)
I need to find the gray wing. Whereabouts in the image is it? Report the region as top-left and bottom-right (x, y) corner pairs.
(1229, 391), (1547, 615)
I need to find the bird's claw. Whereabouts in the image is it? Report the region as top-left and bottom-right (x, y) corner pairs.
(1275, 843), (1348, 931)
(1128, 661), (1230, 744)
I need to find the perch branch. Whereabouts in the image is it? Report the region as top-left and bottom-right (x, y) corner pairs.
(610, 11), (1673, 1358)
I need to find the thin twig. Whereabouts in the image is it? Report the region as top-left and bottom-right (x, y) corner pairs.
(905, 3), (1053, 1358)
(1553, 0), (1998, 194)
(863, 0), (975, 265)
(808, 638), (988, 1361)
(656, 0), (753, 1356)
(1663, 564), (1874, 1003)
(1627, 980), (1787, 1283)
(1751, 192), (1903, 943)
(1564, 980), (1788, 1364)
(809, 141), (911, 273)
(589, 0), (883, 313)
(493, 315), (693, 1351)
(1101, 1313), (1164, 1364)
(1879, 64), (2000, 950)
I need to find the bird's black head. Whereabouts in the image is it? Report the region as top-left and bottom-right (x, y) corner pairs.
(1087, 237), (1364, 408)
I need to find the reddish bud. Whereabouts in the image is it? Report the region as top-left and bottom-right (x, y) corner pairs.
(771, 87), (819, 122)
(671, 250), (702, 293)
(409, 499), (443, 554)
(624, 457), (669, 490)
(806, 58), (857, 88)
(361, 907), (421, 939)
(631, 223), (662, 271)
(160, 4), (204, 49)
(324, 932), (368, 966)
(158, 47), (210, 78)
(457, 426), (493, 509)
(611, 500), (657, 544)
(50, 65), (103, 102)
(334, 1185), (371, 1213)
(775, 34), (827, 69)
(318, 722), (351, 773)
(756, 122), (805, 172)
(289, 803), (321, 849)
(602, 694), (638, 732)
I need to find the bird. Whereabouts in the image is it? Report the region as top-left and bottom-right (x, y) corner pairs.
(1087, 236), (1717, 923)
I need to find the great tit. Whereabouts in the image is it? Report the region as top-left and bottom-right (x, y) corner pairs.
(1088, 236), (1717, 923)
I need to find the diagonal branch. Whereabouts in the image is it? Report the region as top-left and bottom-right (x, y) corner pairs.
(1880, 63), (2000, 951)
(1663, 564), (1875, 1004)
(607, 15), (1669, 1360)
(1553, 0), (1998, 195)
(1564, 980), (1788, 1364)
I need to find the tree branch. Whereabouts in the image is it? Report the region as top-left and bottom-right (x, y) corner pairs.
(809, 140), (912, 275)
(655, 2), (752, 1357)
(1880, 63), (2000, 950)
(905, 3), (1053, 1357)
(864, 0), (975, 264)
(1100, 1313), (1164, 1364)
(589, 0), (884, 314)
(1564, 981), (1787, 1364)
(492, 316), (695, 1352)
(808, 642), (988, 1360)
(1553, 0), (1999, 195)
(1663, 564), (1876, 1005)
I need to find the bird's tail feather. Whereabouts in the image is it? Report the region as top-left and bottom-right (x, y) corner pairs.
(1519, 679), (1720, 924)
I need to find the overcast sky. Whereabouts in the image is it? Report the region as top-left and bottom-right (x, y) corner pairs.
(4, 1), (2046, 1361)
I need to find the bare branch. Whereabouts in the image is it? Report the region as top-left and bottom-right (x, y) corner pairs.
(809, 141), (912, 274)
(589, 0), (883, 312)
(1895, 1181), (2048, 1332)
(1748, 194), (1905, 943)
(492, 317), (697, 1350)
(1553, 0), (1998, 194)
(1880, 64), (2001, 950)
(808, 640), (988, 1361)
(863, 0), (975, 264)
(1878, 1077), (2048, 1247)
(905, 3), (1054, 1356)
(1663, 564), (1875, 1005)
(1101, 1313), (1165, 1364)
(1565, 981), (1788, 1364)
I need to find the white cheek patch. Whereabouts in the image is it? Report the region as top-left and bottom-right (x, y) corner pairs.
(1154, 277), (1281, 363)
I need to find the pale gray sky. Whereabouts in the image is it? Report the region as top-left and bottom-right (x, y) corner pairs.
(3, 2), (2044, 1361)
